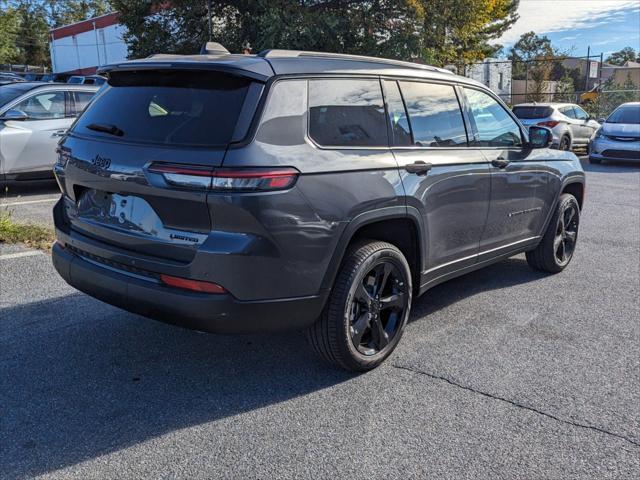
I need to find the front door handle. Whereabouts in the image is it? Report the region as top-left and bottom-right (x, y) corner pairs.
(491, 158), (510, 169)
(51, 130), (67, 138)
(405, 161), (433, 175)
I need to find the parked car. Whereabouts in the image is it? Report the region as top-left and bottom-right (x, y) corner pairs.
(589, 102), (640, 163)
(0, 72), (26, 85)
(51, 50), (585, 371)
(0, 82), (99, 181)
(512, 102), (600, 151)
(67, 75), (106, 86)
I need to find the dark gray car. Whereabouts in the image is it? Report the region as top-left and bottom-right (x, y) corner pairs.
(52, 50), (585, 371)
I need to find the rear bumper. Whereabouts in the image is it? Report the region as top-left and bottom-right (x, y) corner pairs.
(52, 242), (326, 334)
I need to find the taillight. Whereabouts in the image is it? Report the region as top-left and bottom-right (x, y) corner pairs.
(160, 274), (226, 294)
(148, 164), (299, 191)
(537, 121), (559, 128)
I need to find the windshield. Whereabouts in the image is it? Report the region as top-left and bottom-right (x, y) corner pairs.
(73, 70), (252, 147)
(606, 105), (640, 124)
(0, 84), (36, 108)
(512, 106), (553, 119)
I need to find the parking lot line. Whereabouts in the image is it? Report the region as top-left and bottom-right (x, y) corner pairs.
(0, 198), (58, 207)
(0, 250), (45, 260)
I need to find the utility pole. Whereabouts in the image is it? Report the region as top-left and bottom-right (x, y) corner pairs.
(584, 46), (591, 92)
(207, 0), (213, 41)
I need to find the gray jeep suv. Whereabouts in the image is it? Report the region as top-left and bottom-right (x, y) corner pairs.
(52, 50), (585, 371)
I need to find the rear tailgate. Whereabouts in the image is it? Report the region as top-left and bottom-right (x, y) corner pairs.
(57, 69), (263, 263)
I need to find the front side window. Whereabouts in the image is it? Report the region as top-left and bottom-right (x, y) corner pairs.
(464, 88), (522, 147)
(308, 79), (387, 147)
(559, 106), (576, 119)
(13, 91), (66, 120)
(400, 81), (468, 147)
(573, 106), (589, 120)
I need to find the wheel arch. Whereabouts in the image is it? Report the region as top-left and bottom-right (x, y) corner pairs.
(320, 206), (424, 293)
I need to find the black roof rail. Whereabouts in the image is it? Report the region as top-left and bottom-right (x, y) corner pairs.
(257, 49), (453, 74)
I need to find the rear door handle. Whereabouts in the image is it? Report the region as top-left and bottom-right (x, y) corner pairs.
(491, 158), (510, 169)
(404, 161), (433, 175)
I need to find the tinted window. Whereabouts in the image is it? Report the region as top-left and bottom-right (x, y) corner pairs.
(464, 88), (522, 147)
(72, 91), (95, 115)
(512, 106), (553, 119)
(400, 81), (467, 147)
(382, 80), (412, 146)
(573, 105), (589, 120)
(559, 106), (576, 118)
(13, 91), (66, 120)
(309, 79), (387, 147)
(73, 71), (251, 147)
(607, 105), (640, 124)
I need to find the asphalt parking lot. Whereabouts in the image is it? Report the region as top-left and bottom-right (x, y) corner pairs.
(1, 158), (639, 479)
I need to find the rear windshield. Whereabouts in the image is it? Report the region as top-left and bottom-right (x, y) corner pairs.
(606, 105), (640, 124)
(512, 106), (553, 119)
(73, 70), (251, 147)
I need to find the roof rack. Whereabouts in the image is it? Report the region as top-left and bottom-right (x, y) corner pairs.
(257, 49), (453, 74)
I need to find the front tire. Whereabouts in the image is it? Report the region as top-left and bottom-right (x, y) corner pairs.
(307, 240), (412, 372)
(526, 193), (580, 273)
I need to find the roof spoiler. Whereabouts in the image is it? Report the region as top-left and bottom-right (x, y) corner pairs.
(200, 42), (230, 55)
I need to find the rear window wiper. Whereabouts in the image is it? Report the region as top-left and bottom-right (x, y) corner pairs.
(85, 123), (124, 137)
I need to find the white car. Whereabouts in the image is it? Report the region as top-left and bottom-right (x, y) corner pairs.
(512, 102), (600, 151)
(0, 82), (98, 181)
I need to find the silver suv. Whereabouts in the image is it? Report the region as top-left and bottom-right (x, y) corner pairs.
(513, 103), (600, 151)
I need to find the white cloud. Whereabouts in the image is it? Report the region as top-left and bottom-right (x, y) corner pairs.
(496, 0), (640, 45)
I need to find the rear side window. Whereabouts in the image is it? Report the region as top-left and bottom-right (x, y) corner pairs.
(399, 81), (467, 147)
(382, 79), (412, 146)
(72, 91), (95, 116)
(308, 79), (387, 147)
(73, 70), (252, 147)
(512, 106), (553, 119)
(464, 88), (522, 147)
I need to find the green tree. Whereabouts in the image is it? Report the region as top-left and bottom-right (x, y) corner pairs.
(509, 31), (555, 80)
(605, 47), (637, 66)
(112, 0), (519, 66)
(0, 4), (20, 63)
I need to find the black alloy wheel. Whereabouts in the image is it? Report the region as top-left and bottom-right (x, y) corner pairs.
(554, 201), (579, 266)
(526, 193), (580, 273)
(307, 240), (412, 371)
(349, 261), (407, 356)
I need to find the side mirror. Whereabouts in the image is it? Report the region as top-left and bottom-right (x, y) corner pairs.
(0, 109), (29, 121)
(528, 126), (552, 149)
(597, 118), (606, 124)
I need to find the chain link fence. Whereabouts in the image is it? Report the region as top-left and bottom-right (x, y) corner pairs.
(459, 55), (640, 118)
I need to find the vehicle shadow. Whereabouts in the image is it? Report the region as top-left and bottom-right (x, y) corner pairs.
(1, 180), (59, 197)
(409, 256), (546, 321)
(1, 256), (543, 478)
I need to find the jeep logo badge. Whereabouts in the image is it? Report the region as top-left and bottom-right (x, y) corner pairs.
(91, 155), (111, 170)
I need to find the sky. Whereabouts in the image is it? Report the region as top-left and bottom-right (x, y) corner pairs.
(496, 0), (640, 59)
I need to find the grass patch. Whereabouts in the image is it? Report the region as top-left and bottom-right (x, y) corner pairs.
(0, 210), (55, 251)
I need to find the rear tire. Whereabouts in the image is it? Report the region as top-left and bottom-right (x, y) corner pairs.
(559, 135), (571, 151)
(307, 240), (412, 372)
(526, 194), (580, 273)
